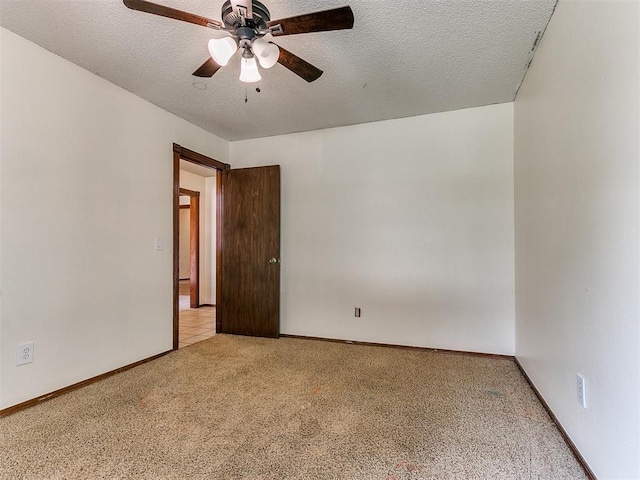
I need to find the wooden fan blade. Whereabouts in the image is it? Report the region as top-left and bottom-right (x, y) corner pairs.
(123, 0), (223, 30)
(268, 6), (354, 36)
(193, 58), (222, 77)
(230, 0), (252, 19)
(275, 45), (323, 82)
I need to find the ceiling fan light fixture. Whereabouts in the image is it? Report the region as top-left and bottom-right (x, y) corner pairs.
(208, 37), (238, 66)
(239, 56), (262, 83)
(252, 38), (280, 69)
(124, 0), (355, 83)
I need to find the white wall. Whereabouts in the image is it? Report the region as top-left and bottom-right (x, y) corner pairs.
(231, 103), (515, 355)
(514, 1), (640, 478)
(204, 176), (217, 302)
(0, 28), (228, 409)
(179, 170), (216, 304)
(178, 207), (190, 279)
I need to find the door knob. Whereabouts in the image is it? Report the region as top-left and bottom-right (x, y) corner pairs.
(269, 257), (279, 264)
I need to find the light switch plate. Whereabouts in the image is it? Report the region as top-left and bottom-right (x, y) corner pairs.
(577, 373), (587, 408)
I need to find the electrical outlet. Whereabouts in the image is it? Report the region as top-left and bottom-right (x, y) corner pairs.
(16, 342), (34, 366)
(576, 374), (587, 408)
(354, 307), (361, 318)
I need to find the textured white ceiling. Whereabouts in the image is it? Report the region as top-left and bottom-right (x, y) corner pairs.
(0, 0), (556, 141)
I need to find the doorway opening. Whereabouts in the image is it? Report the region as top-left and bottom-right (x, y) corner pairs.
(173, 144), (230, 350)
(177, 186), (215, 348)
(179, 188), (199, 308)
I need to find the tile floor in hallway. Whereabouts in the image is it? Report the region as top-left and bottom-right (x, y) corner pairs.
(179, 280), (215, 349)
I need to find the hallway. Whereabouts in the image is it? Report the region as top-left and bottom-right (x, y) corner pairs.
(179, 280), (215, 348)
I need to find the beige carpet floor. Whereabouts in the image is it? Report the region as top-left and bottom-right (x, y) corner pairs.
(1, 335), (586, 479)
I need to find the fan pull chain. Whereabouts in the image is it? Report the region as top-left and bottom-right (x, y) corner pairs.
(244, 85), (262, 104)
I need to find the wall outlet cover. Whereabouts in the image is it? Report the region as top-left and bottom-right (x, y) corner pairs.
(17, 342), (34, 366)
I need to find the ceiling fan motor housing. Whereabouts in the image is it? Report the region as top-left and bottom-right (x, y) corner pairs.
(221, 0), (270, 33)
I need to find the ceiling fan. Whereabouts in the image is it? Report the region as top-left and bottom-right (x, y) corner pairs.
(123, 0), (354, 83)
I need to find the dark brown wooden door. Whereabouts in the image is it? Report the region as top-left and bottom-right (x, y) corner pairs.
(220, 165), (280, 338)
